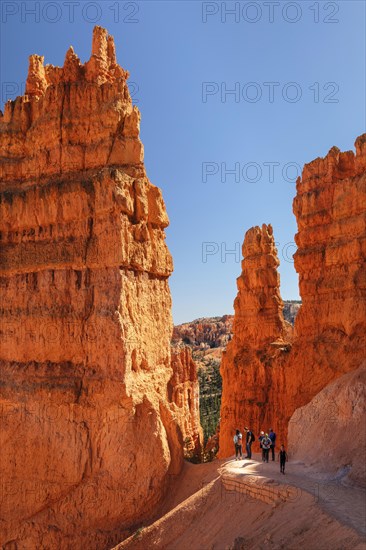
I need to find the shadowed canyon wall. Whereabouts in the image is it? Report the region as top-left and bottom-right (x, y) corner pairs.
(0, 27), (201, 549)
(219, 135), (366, 457)
(169, 347), (203, 454)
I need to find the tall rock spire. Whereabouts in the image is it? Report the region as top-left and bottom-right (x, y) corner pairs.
(25, 54), (48, 97)
(233, 223), (286, 348)
(219, 223), (288, 457)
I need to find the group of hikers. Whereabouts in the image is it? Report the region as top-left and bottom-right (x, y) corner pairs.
(233, 427), (288, 474)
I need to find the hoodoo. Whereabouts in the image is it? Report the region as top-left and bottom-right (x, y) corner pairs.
(219, 136), (366, 457)
(0, 27), (201, 548)
(219, 223), (290, 456)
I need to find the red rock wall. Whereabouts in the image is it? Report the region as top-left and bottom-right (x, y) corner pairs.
(169, 347), (203, 454)
(289, 135), (366, 402)
(219, 136), (366, 457)
(0, 27), (191, 549)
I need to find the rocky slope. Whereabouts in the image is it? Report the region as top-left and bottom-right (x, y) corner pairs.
(289, 364), (366, 487)
(219, 135), (366, 457)
(0, 27), (201, 549)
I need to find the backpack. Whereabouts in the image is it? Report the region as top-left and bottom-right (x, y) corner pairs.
(251, 433), (256, 442)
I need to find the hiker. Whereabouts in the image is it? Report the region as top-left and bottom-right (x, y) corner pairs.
(262, 433), (272, 463)
(244, 427), (255, 459)
(279, 445), (288, 474)
(233, 429), (243, 460)
(258, 431), (265, 461)
(269, 428), (276, 461)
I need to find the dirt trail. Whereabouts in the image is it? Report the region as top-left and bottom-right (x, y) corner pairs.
(225, 452), (366, 537)
(113, 454), (366, 550)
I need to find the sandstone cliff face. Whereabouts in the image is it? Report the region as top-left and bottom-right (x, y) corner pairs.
(289, 135), (366, 404)
(169, 348), (203, 454)
(288, 365), (366, 487)
(0, 27), (193, 549)
(219, 136), (366, 458)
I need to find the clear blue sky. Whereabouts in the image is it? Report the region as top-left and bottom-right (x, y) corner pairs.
(1, 1), (365, 324)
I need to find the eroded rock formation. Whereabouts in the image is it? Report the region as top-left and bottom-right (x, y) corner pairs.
(169, 347), (203, 454)
(219, 136), (366, 457)
(0, 27), (200, 549)
(228, 224), (288, 348)
(290, 136), (366, 403)
(219, 224), (291, 456)
(172, 315), (233, 349)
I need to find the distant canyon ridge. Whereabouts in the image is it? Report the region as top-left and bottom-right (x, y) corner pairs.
(172, 301), (301, 354)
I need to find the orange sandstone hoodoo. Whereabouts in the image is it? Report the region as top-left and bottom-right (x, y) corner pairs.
(219, 135), (366, 457)
(0, 27), (201, 549)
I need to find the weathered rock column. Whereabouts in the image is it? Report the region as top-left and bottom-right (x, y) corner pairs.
(0, 26), (190, 549)
(219, 224), (288, 457)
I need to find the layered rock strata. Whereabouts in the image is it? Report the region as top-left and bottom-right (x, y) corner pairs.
(219, 136), (366, 457)
(0, 27), (198, 549)
(289, 136), (366, 403)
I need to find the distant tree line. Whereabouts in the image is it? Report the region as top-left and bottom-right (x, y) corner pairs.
(197, 359), (222, 444)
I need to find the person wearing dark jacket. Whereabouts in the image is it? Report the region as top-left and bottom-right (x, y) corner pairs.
(269, 428), (276, 461)
(244, 427), (254, 459)
(278, 445), (288, 474)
